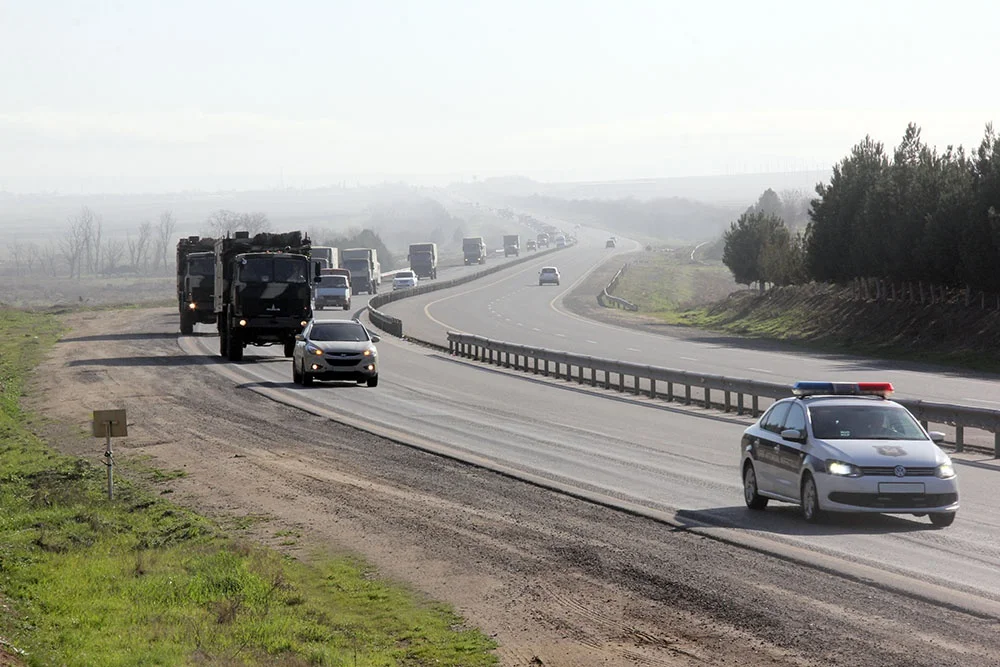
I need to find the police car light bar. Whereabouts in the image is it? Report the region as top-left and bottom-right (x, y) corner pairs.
(791, 381), (894, 397)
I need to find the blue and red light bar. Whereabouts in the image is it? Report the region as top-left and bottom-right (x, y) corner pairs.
(791, 381), (894, 398)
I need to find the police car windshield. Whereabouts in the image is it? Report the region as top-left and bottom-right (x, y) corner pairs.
(309, 323), (368, 342)
(809, 405), (926, 440)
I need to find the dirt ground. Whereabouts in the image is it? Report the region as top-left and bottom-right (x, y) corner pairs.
(18, 305), (1000, 667)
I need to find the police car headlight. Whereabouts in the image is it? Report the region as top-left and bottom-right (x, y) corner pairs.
(826, 460), (862, 477)
(935, 463), (956, 479)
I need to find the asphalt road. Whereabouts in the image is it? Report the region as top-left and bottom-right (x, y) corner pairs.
(183, 238), (1000, 616)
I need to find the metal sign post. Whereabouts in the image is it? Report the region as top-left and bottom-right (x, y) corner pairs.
(92, 409), (127, 500)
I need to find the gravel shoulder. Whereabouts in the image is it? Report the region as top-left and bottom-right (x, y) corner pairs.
(23, 307), (1000, 667)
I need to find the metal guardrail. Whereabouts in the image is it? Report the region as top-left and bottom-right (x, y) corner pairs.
(446, 331), (1000, 457)
(367, 243), (568, 338)
(597, 263), (638, 311)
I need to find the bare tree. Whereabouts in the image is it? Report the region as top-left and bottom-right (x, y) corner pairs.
(25, 243), (39, 275)
(102, 238), (126, 274)
(8, 241), (25, 276)
(59, 214), (88, 278)
(92, 215), (103, 276)
(41, 244), (61, 274)
(205, 209), (241, 237)
(240, 211), (269, 235)
(75, 206), (97, 275)
(157, 210), (177, 273)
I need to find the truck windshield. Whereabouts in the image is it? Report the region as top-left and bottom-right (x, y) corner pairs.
(239, 257), (308, 284)
(318, 276), (348, 287)
(188, 257), (214, 276)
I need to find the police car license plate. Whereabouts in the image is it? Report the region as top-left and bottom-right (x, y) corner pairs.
(878, 483), (925, 494)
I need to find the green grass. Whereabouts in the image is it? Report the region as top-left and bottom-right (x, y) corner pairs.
(0, 308), (497, 666)
(612, 249), (740, 314)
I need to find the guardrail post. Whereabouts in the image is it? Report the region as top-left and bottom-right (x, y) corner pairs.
(724, 391), (731, 413)
(704, 387), (711, 409)
(577, 365), (584, 384)
(543, 359), (549, 376)
(649, 378), (656, 398)
(666, 381), (673, 402)
(634, 375), (641, 395)
(533, 357), (539, 374)
(737, 393), (744, 416)
(752, 395), (759, 417)
(566, 364), (573, 382)
(591, 368), (597, 387)
(604, 370), (610, 389)
(685, 384), (692, 406)
(920, 420), (929, 430)
(955, 425), (964, 453)
(618, 373), (624, 393)
(503, 351), (509, 368)
(449, 339), (455, 354)
(995, 432), (999, 459)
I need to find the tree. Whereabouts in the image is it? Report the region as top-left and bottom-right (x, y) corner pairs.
(722, 211), (792, 289)
(157, 210), (177, 273)
(59, 213), (88, 279)
(102, 238), (126, 274)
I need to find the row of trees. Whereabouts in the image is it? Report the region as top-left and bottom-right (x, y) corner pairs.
(723, 123), (1000, 293)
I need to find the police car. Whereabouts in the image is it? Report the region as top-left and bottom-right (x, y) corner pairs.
(740, 382), (958, 527)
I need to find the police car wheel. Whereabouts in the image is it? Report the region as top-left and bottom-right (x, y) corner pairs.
(929, 512), (955, 528)
(742, 463), (768, 510)
(801, 474), (823, 523)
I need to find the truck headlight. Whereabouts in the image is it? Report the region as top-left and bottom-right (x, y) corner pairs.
(238, 319), (247, 327)
(826, 460), (862, 477)
(188, 302), (197, 310)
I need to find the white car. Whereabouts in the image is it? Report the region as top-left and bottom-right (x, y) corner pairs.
(292, 319), (379, 387)
(740, 382), (958, 527)
(392, 270), (418, 290)
(538, 266), (560, 286)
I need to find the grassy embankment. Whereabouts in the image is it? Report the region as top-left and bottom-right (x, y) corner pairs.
(611, 249), (1000, 372)
(0, 308), (496, 666)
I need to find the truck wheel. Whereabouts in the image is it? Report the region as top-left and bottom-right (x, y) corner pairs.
(226, 330), (243, 362)
(372, 283), (378, 294)
(343, 303), (350, 311)
(283, 339), (295, 358)
(219, 326), (227, 357)
(180, 311), (194, 335)
(432, 269), (437, 279)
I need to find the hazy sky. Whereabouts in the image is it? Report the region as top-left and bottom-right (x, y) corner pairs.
(2, 0), (998, 193)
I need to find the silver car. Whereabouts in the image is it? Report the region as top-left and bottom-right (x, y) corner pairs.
(292, 319), (380, 387)
(538, 266), (560, 286)
(740, 382), (958, 527)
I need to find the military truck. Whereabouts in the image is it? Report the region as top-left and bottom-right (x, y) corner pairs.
(462, 236), (487, 265)
(214, 230), (317, 362)
(176, 235), (217, 335)
(341, 248), (381, 294)
(503, 234), (520, 257)
(537, 232), (550, 248)
(408, 242), (438, 279)
(311, 246), (339, 273)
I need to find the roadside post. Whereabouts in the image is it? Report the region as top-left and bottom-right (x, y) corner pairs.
(92, 409), (127, 500)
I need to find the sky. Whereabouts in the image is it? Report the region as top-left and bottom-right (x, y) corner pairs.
(1, 0), (998, 194)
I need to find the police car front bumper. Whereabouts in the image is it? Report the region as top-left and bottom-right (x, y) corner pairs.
(819, 473), (959, 513)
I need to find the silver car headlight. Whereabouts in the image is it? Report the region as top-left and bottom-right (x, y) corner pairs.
(935, 462), (956, 479)
(826, 460), (862, 477)
(305, 344), (324, 356)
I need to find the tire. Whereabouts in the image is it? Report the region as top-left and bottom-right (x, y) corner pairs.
(225, 326), (243, 362)
(366, 375), (378, 388)
(343, 303), (350, 311)
(292, 359), (302, 385)
(283, 339), (295, 358)
(180, 311), (194, 335)
(929, 512), (956, 528)
(742, 463), (769, 510)
(301, 365), (314, 387)
(219, 324), (227, 357)
(800, 474), (823, 523)
(372, 283), (378, 295)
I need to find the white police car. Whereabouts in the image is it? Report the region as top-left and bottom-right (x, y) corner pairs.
(740, 382), (958, 527)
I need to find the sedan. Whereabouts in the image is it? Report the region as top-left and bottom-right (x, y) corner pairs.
(740, 382), (958, 526)
(539, 266), (560, 286)
(292, 319), (379, 387)
(392, 270), (418, 290)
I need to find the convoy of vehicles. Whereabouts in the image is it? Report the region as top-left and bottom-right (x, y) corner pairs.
(407, 242), (438, 279)
(503, 234), (520, 257)
(176, 235), (217, 334)
(291, 318), (380, 387)
(214, 230), (316, 362)
(341, 248), (381, 294)
(313, 274), (351, 310)
(740, 382), (958, 526)
(462, 236), (487, 265)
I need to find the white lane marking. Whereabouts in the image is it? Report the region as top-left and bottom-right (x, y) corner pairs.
(516, 323), (524, 327)
(627, 347), (641, 352)
(586, 339), (598, 344)
(748, 367), (774, 374)
(680, 356), (698, 361)
(555, 333), (567, 337)
(962, 397), (1000, 406)
(532, 327), (541, 332)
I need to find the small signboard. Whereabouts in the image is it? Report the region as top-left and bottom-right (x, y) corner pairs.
(92, 409), (127, 438)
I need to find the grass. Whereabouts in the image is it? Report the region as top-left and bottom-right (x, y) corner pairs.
(0, 307), (497, 666)
(611, 248), (740, 314)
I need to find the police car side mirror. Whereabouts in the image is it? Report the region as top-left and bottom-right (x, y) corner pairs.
(781, 428), (806, 443)
(928, 431), (945, 444)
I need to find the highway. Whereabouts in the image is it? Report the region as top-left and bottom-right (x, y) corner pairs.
(182, 230), (1000, 617)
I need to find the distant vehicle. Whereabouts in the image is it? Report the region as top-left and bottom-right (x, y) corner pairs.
(554, 234), (567, 248)
(526, 240), (537, 251)
(311, 246), (339, 275)
(539, 266), (560, 286)
(537, 232), (550, 248)
(462, 236), (487, 265)
(176, 235), (217, 335)
(741, 381), (958, 526)
(314, 274), (351, 310)
(342, 248), (381, 294)
(606, 238), (616, 248)
(392, 270), (418, 290)
(407, 242), (438, 279)
(503, 234), (520, 257)
(292, 319), (380, 387)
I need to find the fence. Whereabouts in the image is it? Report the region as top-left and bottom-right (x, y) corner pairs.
(596, 263), (638, 311)
(446, 331), (1000, 457)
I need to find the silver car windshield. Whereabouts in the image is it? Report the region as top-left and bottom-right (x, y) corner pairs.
(809, 405), (926, 440)
(309, 323), (369, 342)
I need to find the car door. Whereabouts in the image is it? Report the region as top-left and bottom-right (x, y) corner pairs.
(750, 402), (791, 494)
(771, 403), (808, 498)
